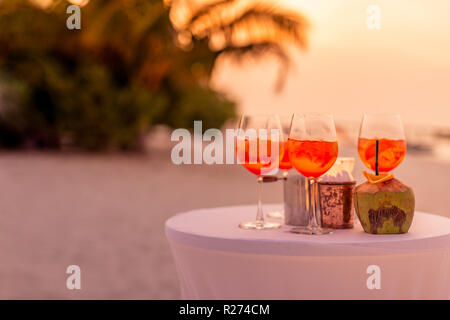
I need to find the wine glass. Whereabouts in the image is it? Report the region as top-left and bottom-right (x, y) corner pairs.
(267, 115), (293, 219)
(358, 114), (406, 174)
(288, 113), (338, 235)
(236, 114), (284, 230)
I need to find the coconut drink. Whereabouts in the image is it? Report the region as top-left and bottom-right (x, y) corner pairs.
(354, 114), (415, 234)
(354, 172), (415, 234)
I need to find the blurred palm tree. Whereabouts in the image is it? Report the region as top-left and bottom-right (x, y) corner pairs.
(169, 0), (308, 91)
(0, 0), (308, 150)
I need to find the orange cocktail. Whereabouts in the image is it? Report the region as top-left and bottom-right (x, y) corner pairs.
(358, 138), (406, 172)
(237, 137), (284, 176)
(278, 141), (292, 170)
(288, 139), (338, 178)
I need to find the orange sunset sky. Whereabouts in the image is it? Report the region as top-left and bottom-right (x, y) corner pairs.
(213, 0), (450, 128)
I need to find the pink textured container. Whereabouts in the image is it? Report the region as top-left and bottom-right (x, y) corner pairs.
(318, 181), (356, 229)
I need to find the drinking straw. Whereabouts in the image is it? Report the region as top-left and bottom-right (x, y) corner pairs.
(375, 139), (379, 176)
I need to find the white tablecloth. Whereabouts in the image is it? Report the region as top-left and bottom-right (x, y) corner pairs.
(165, 205), (450, 299)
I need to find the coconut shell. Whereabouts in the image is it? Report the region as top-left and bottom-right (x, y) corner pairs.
(354, 178), (415, 234)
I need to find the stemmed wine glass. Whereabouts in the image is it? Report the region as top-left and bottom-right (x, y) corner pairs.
(358, 114), (406, 174)
(288, 113), (338, 235)
(236, 114), (284, 230)
(267, 115), (293, 219)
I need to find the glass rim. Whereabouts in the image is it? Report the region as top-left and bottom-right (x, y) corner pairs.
(239, 113), (281, 118)
(292, 112), (334, 119)
(361, 113), (402, 118)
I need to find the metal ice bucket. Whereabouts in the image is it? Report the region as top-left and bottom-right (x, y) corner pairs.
(283, 175), (309, 226)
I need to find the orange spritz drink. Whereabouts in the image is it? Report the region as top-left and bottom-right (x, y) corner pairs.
(288, 113), (338, 235)
(288, 139), (338, 178)
(278, 141), (293, 170)
(358, 114), (406, 173)
(236, 114), (283, 230)
(358, 138), (406, 172)
(237, 137), (284, 176)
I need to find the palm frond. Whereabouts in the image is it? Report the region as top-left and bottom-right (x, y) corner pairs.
(190, 3), (308, 49)
(170, 0), (309, 91)
(186, 0), (236, 29)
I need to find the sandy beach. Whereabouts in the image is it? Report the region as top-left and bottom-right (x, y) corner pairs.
(0, 144), (448, 299)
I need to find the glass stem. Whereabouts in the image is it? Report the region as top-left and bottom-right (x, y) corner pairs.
(282, 170), (288, 210)
(308, 177), (319, 229)
(256, 176), (264, 225)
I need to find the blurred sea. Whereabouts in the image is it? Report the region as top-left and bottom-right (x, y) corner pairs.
(332, 120), (450, 164)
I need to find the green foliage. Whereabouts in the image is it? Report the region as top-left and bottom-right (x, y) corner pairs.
(50, 63), (169, 150)
(0, 0), (235, 150)
(0, 0), (307, 151)
(167, 87), (236, 130)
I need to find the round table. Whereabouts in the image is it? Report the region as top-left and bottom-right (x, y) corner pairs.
(165, 205), (450, 299)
